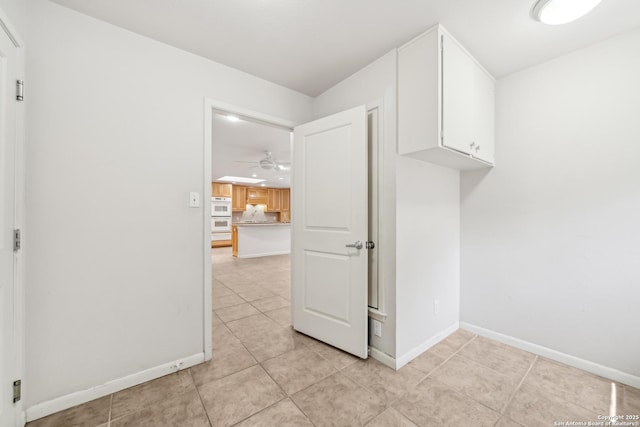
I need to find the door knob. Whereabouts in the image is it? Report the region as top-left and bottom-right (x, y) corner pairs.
(345, 241), (363, 249)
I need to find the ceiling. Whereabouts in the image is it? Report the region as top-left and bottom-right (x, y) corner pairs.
(50, 0), (640, 97)
(211, 113), (292, 188)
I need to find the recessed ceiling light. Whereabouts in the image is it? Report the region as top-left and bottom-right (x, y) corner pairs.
(225, 115), (240, 122)
(279, 177), (283, 180)
(260, 183), (266, 187)
(532, 0), (603, 25)
(217, 176), (265, 184)
(251, 174), (257, 178)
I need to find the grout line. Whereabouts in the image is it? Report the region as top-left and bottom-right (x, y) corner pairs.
(189, 369), (214, 427)
(500, 355), (538, 415)
(107, 393), (113, 427)
(288, 397), (319, 427)
(227, 397), (288, 427)
(211, 252), (316, 425)
(414, 335), (476, 383)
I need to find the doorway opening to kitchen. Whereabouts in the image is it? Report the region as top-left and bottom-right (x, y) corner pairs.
(203, 99), (384, 361)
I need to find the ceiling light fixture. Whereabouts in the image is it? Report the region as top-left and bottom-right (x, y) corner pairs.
(216, 176), (265, 184)
(532, 0), (603, 25)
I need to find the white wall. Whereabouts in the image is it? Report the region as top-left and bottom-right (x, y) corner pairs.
(25, 0), (312, 410)
(461, 28), (640, 377)
(395, 157), (460, 359)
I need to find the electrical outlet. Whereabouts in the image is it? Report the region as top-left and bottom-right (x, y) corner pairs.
(373, 319), (382, 337)
(434, 299), (440, 315)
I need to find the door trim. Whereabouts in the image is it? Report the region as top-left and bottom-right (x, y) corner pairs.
(0, 7), (24, 48)
(202, 98), (295, 359)
(0, 6), (25, 426)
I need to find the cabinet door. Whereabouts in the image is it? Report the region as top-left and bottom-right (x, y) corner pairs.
(221, 184), (232, 197)
(280, 188), (290, 211)
(441, 33), (476, 156)
(471, 67), (495, 164)
(232, 186), (247, 211)
(247, 188), (268, 203)
(212, 182), (232, 197)
(267, 188), (281, 212)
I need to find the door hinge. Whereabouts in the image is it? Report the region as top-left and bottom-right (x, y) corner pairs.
(16, 80), (24, 101)
(13, 229), (21, 251)
(13, 380), (21, 403)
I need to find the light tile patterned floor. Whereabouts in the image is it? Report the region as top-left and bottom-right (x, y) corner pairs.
(27, 248), (640, 426)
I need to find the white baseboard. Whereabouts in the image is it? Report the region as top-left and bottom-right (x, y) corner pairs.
(369, 346), (396, 369)
(395, 322), (460, 369)
(238, 251), (290, 259)
(368, 322), (461, 370)
(460, 322), (640, 389)
(25, 353), (205, 422)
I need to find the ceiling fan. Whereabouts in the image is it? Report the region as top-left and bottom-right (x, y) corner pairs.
(236, 151), (291, 171)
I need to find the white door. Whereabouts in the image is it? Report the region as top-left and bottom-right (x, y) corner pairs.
(291, 105), (369, 358)
(0, 19), (22, 427)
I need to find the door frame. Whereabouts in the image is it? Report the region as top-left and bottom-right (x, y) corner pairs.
(202, 98), (296, 359)
(202, 98), (385, 359)
(0, 6), (25, 426)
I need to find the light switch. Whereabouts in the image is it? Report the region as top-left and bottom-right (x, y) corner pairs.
(189, 192), (200, 208)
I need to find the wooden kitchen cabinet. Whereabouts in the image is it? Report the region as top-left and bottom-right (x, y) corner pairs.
(231, 225), (238, 257)
(279, 188), (291, 222)
(211, 182), (232, 197)
(266, 188), (281, 212)
(280, 188), (290, 212)
(398, 24), (494, 170)
(246, 187), (268, 204)
(232, 185), (247, 211)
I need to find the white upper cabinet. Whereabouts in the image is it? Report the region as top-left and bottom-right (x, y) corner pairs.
(398, 25), (495, 169)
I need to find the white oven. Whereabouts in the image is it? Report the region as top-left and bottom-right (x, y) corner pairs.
(211, 216), (231, 233)
(211, 197), (232, 217)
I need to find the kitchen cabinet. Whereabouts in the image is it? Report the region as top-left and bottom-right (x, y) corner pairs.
(232, 185), (247, 211)
(246, 187), (268, 205)
(234, 223), (291, 258)
(280, 188), (290, 212)
(212, 239), (231, 248)
(279, 188), (291, 222)
(212, 182), (232, 197)
(266, 188), (281, 212)
(231, 225), (238, 257)
(398, 24), (495, 170)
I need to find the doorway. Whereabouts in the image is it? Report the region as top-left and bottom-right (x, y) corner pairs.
(203, 99), (383, 360)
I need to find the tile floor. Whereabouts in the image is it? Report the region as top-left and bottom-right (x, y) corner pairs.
(28, 247), (640, 427)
